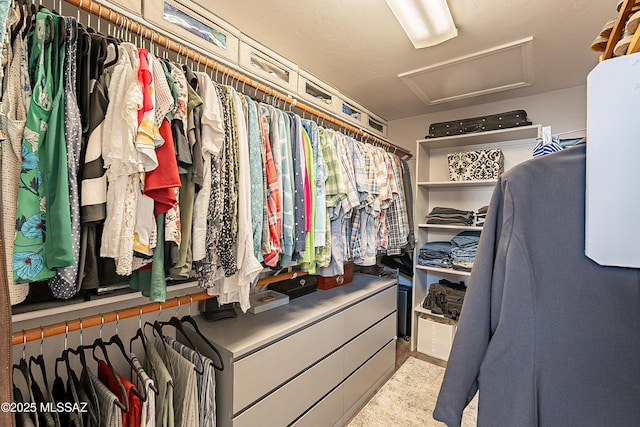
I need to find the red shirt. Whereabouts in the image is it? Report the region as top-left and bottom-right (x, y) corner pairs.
(144, 119), (181, 215)
(97, 359), (142, 427)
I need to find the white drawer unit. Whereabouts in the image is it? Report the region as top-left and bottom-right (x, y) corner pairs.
(182, 274), (397, 427)
(142, 0), (240, 62)
(238, 36), (299, 93)
(297, 69), (339, 112)
(365, 112), (388, 138)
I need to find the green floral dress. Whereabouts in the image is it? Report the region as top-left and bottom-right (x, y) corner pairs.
(13, 10), (64, 283)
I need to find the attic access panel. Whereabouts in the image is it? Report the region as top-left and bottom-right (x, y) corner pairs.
(399, 37), (534, 105)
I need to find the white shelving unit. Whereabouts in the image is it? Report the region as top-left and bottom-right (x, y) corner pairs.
(418, 224), (483, 231)
(417, 179), (498, 188)
(412, 124), (541, 355)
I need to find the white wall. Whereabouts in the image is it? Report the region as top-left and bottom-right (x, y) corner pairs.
(388, 85), (588, 175)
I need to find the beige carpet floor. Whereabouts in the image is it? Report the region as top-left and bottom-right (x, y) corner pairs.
(347, 356), (477, 427)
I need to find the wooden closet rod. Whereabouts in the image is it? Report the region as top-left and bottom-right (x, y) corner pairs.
(65, 0), (412, 158)
(11, 291), (213, 346)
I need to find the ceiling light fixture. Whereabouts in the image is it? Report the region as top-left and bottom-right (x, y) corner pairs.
(385, 0), (458, 48)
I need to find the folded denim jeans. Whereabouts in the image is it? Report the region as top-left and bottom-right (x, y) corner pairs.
(451, 231), (481, 247)
(421, 241), (453, 253)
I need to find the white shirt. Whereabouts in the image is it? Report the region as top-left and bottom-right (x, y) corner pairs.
(191, 72), (224, 263)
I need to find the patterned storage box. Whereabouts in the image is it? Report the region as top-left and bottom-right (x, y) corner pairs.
(447, 149), (504, 181)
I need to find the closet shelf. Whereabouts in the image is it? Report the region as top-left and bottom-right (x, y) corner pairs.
(417, 125), (541, 149)
(417, 180), (497, 188)
(414, 305), (455, 319)
(416, 265), (472, 277)
(418, 224), (483, 231)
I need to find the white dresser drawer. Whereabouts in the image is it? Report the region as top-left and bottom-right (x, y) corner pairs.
(291, 384), (344, 427)
(343, 313), (396, 377)
(343, 285), (397, 342)
(343, 340), (396, 420)
(233, 347), (344, 427)
(233, 311), (344, 413)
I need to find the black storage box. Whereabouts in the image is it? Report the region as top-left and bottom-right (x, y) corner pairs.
(426, 110), (532, 138)
(269, 275), (318, 299)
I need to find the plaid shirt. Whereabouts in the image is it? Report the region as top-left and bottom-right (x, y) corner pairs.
(259, 109), (281, 267)
(385, 153), (409, 255)
(317, 129), (345, 266)
(321, 129), (346, 211)
(335, 132), (360, 213)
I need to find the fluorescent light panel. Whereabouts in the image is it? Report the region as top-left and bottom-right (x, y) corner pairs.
(386, 0), (457, 48)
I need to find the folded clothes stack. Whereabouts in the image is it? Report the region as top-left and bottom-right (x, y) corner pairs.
(425, 207), (475, 226)
(450, 231), (481, 272)
(417, 241), (453, 269)
(476, 205), (488, 227)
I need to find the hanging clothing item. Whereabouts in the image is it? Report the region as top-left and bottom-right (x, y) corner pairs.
(532, 137), (563, 158)
(316, 129), (344, 269)
(155, 338), (198, 427)
(100, 43), (143, 276)
(145, 339), (174, 427)
(0, 0), (10, 78)
(168, 65), (201, 280)
(211, 88), (262, 312)
(97, 360), (141, 427)
(13, 11), (58, 284)
(52, 369), (83, 427)
(39, 11), (74, 280)
(13, 387), (36, 427)
(192, 72), (224, 291)
(191, 72), (223, 265)
(87, 368), (122, 427)
(144, 119), (181, 215)
(286, 112), (307, 260)
(262, 105), (284, 237)
(134, 49), (159, 172)
(31, 378), (59, 427)
(78, 367), (101, 427)
(215, 86), (238, 278)
(130, 355), (156, 427)
(78, 40), (113, 291)
(400, 158), (415, 251)
(164, 336), (217, 427)
(299, 126), (316, 272)
(258, 106), (281, 267)
(0, 176), (14, 420)
(303, 120), (328, 252)
(129, 213), (167, 302)
(278, 110), (295, 266)
(346, 139), (368, 263)
(48, 16), (83, 299)
(384, 153), (408, 255)
(244, 96), (265, 262)
(1, 13), (31, 303)
(434, 144), (640, 427)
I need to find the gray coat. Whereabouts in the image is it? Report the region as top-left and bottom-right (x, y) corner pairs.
(434, 144), (640, 427)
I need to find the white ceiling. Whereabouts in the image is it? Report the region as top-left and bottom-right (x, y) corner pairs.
(195, 0), (617, 121)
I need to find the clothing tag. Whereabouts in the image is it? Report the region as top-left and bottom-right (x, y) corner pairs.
(542, 126), (552, 145)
